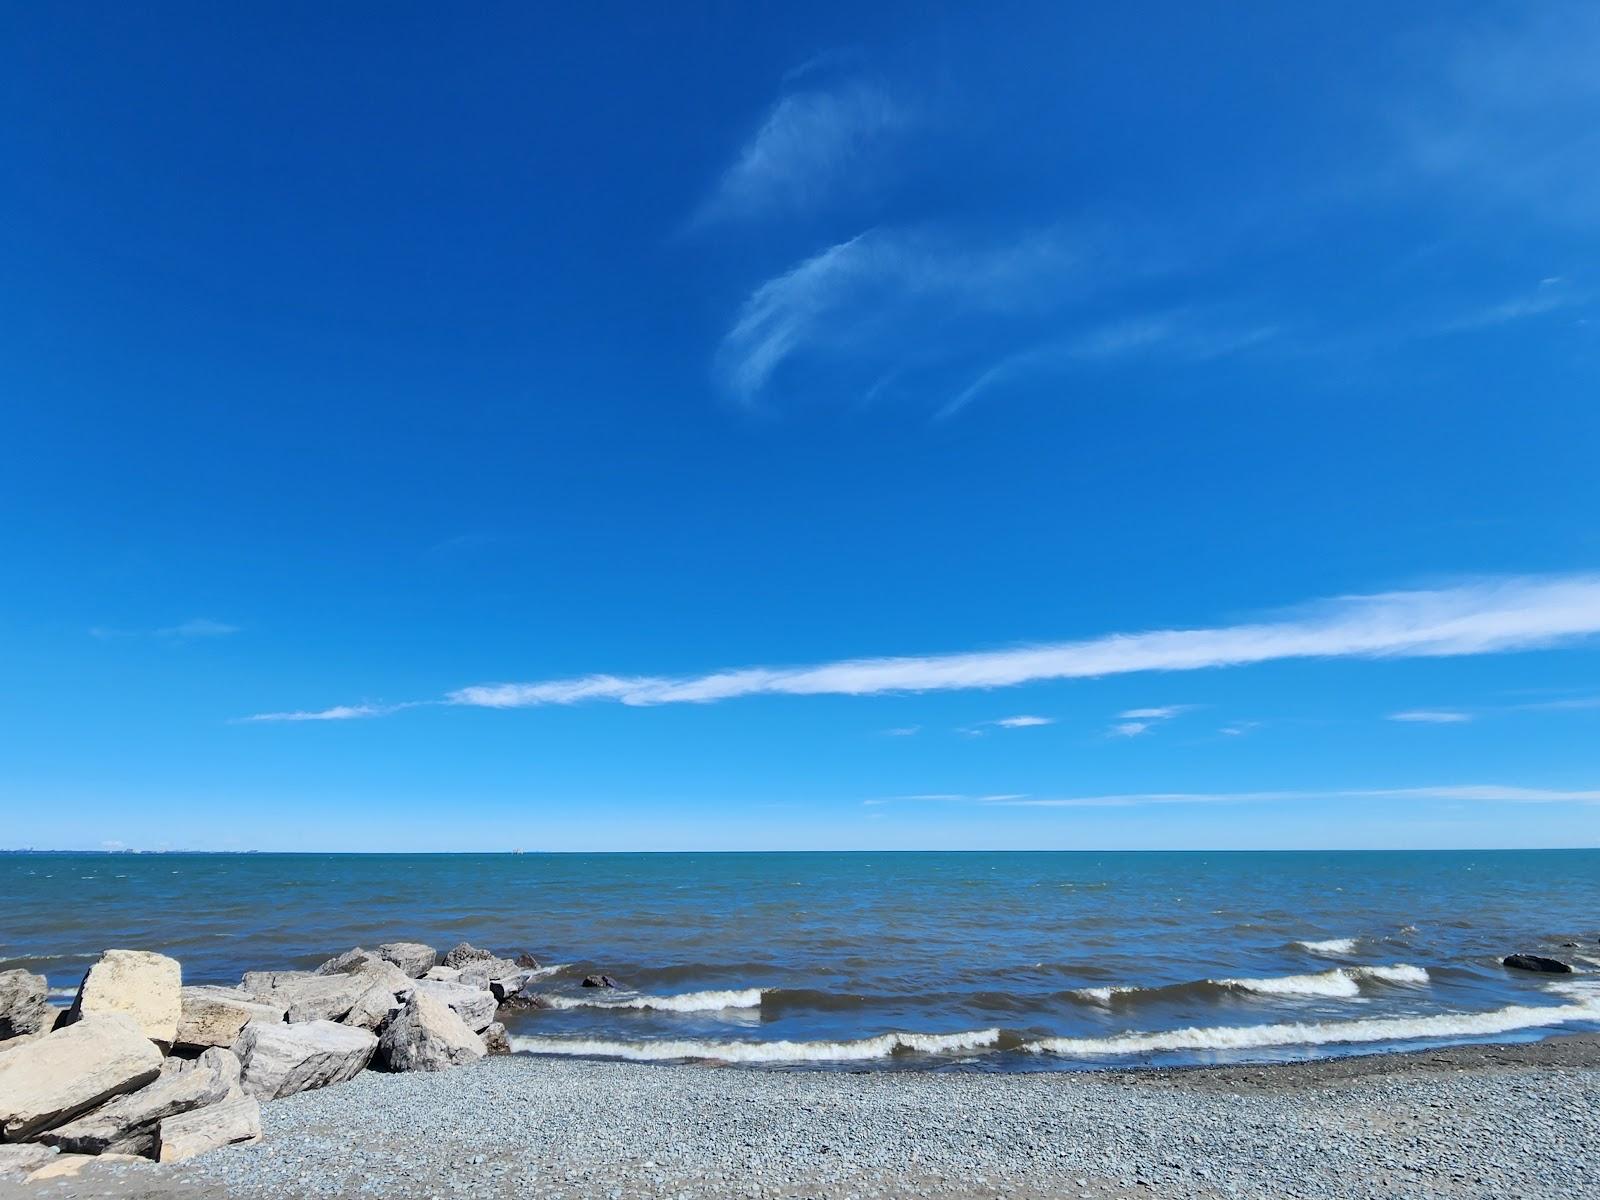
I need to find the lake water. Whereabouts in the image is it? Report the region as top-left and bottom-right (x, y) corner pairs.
(3, 850), (1597, 1069)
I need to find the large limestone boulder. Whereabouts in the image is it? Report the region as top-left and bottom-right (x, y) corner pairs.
(249, 961), (411, 1024)
(231, 1019), (377, 1100)
(314, 947), (379, 975)
(0, 970), (50, 1041)
(175, 987), (286, 1050)
(441, 942), (499, 969)
(0, 1013), (162, 1140)
(377, 942), (437, 978)
(405, 980), (497, 1032)
(36, 1046), (238, 1156)
(158, 1094), (261, 1162)
(66, 950), (182, 1045)
(376, 991), (486, 1072)
(246, 972), (369, 1023)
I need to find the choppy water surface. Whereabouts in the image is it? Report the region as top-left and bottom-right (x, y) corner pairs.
(3, 850), (1597, 1069)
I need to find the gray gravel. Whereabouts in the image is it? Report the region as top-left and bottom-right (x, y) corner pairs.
(10, 1037), (1599, 1200)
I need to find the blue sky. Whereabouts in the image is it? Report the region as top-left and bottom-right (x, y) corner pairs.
(2, 2), (1598, 851)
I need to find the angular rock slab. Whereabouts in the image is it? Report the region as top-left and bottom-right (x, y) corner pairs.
(1503, 953), (1573, 973)
(67, 949), (183, 1045)
(377, 942), (437, 978)
(37, 1046), (236, 1156)
(176, 986), (287, 1050)
(0, 1013), (163, 1140)
(232, 1019), (377, 1100)
(158, 1094), (261, 1162)
(404, 980), (497, 1032)
(251, 961), (411, 1024)
(377, 990), (486, 1072)
(0, 970), (49, 1041)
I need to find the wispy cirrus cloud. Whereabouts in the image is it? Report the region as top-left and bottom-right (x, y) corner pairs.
(714, 225), (1093, 406)
(958, 714), (1055, 737)
(92, 618), (239, 641)
(1388, 709), (1474, 724)
(241, 703), (405, 723)
(1106, 704), (1195, 738)
(691, 81), (905, 229)
(937, 313), (1277, 420)
(247, 573), (1600, 723)
(870, 785), (1600, 808)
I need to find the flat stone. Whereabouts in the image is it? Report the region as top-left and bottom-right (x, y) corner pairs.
(158, 1094), (262, 1162)
(376, 990), (486, 1072)
(423, 966), (463, 982)
(404, 979), (497, 1032)
(377, 942), (438, 977)
(26, 1152), (143, 1181)
(66, 950), (183, 1045)
(231, 1019), (377, 1100)
(315, 947), (381, 975)
(0, 970), (50, 1041)
(37, 1046), (237, 1156)
(176, 986), (287, 1049)
(0, 1013), (163, 1140)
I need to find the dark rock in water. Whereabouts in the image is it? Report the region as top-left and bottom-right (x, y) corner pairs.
(515, 952), (541, 970)
(500, 986), (554, 1011)
(1563, 942), (1580, 948)
(1503, 954), (1572, 974)
(581, 974), (619, 989)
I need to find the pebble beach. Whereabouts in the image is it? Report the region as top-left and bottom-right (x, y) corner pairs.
(11, 1035), (1598, 1200)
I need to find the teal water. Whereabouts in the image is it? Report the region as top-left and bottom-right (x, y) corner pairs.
(3, 850), (1597, 1068)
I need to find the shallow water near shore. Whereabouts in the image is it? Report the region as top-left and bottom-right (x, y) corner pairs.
(4, 849), (1598, 1069)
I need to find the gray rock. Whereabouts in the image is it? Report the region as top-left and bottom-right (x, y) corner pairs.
(0, 1013), (163, 1140)
(489, 971), (536, 1002)
(176, 986), (287, 1050)
(343, 981), (404, 1032)
(231, 1019), (377, 1100)
(0, 970), (50, 1041)
(377, 942), (438, 978)
(37, 1046), (237, 1156)
(246, 972), (371, 1017)
(314, 947), (380, 975)
(442, 942), (508, 969)
(423, 965), (463, 982)
(404, 980), (497, 1032)
(158, 1094), (261, 1162)
(376, 991), (486, 1072)
(582, 974), (620, 989)
(481, 1022), (511, 1056)
(64, 949), (183, 1046)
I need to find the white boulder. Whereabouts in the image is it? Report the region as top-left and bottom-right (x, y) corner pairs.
(158, 1094), (261, 1162)
(176, 987), (286, 1050)
(37, 1046), (237, 1156)
(376, 991), (485, 1072)
(65, 950), (182, 1046)
(0, 970), (49, 1041)
(0, 1013), (162, 1140)
(377, 942), (437, 977)
(231, 1019), (377, 1100)
(405, 980), (497, 1031)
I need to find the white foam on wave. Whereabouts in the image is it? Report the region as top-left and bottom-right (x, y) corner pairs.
(1296, 937), (1359, 956)
(1221, 964), (1428, 997)
(1073, 985), (1137, 1004)
(1028, 994), (1600, 1057)
(510, 1028), (1002, 1063)
(539, 987), (767, 1013)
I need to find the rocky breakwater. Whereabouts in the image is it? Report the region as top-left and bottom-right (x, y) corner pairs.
(0, 939), (541, 1184)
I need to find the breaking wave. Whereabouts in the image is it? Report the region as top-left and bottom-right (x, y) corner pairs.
(1296, 937), (1360, 956)
(537, 987), (767, 1013)
(1028, 995), (1600, 1057)
(1071, 964), (1428, 1004)
(511, 1027), (1005, 1063)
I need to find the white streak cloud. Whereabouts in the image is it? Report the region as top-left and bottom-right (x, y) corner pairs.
(693, 83), (904, 227)
(243, 704), (395, 723)
(990, 785), (1600, 808)
(1389, 709), (1474, 724)
(252, 574), (1600, 721)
